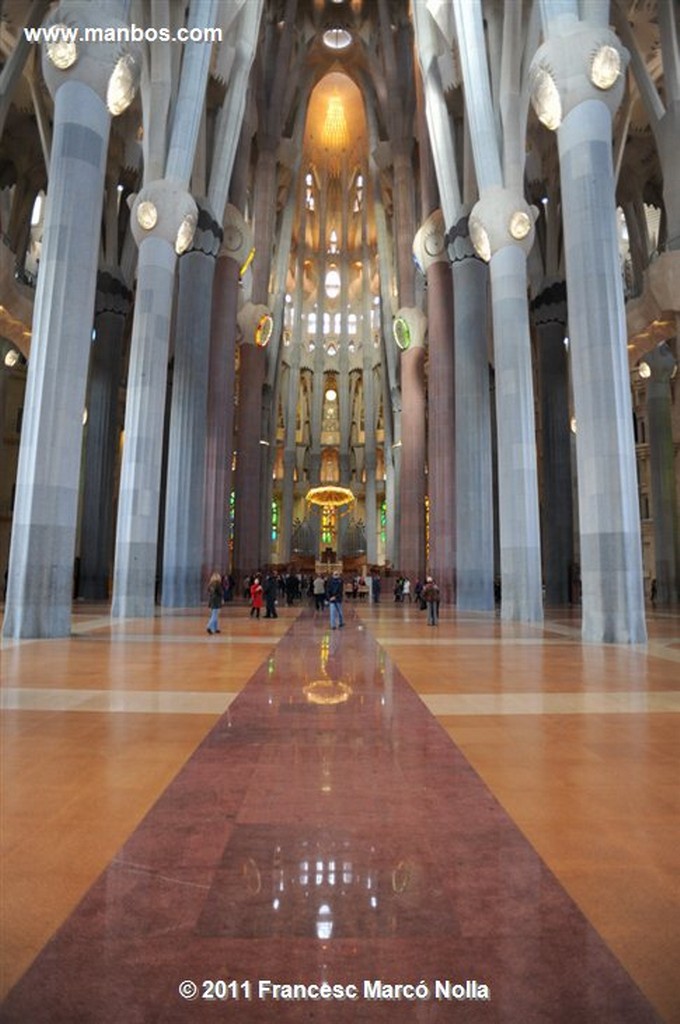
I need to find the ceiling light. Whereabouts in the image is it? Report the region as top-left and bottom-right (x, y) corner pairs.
(469, 217), (491, 262)
(256, 314), (274, 348)
(590, 44), (621, 90)
(509, 210), (532, 240)
(393, 316), (411, 351)
(136, 201), (158, 230)
(46, 28), (77, 69)
(107, 54), (138, 115)
(175, 213), (196, 254)
(530, 65), (562, 130)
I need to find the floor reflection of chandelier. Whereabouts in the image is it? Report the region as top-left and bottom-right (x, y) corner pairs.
(305, 485), (355, 512)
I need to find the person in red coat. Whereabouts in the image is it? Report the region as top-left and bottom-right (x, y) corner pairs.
(249, 575), (263, 618)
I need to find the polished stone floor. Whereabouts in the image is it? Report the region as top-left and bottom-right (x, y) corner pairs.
(0, 599), (678, 1022)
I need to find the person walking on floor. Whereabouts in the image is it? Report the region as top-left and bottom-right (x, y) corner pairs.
(249, 575), (263, 618)
(206, 572), (223, 634)
(422, 576), (440, 626)
(313, 572), (326, 614)
(326, 571), (344, 629)
(263, 572), (278, 618)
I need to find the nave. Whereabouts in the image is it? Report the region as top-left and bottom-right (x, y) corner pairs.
(1, 601), (679, 1022)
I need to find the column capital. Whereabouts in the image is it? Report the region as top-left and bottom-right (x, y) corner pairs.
(184, 198), (222, 258)
(529, 21), (628, 130)
(95, 266), (132, 317)
(41, 2), (141, 114)
(530, 279), (567, 327)
(638, 342), (678, 384)
(129, 180), (197, 252)
(238, 301), (273, 348)
(413, 210), (447, 272)
(469, 187), (538, 262)
(220, 204), (254, 270)
(446, 210), (482, 265)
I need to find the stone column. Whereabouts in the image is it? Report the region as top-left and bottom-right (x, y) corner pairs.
(641, 343), (679, 605)
(415, 211), (455, 601)
(531, 14), (646, 641)
(280, 339), (304, 566)
(111, 181), (198, 618)
(469, 188), (543, 622)
(232, 302), (269, 578)
(202, 205), (252, 579)
(161, 199), (221, 607)
(396, 306), (427, 583)
(3, 2), (139, 638)
(79, 269), (130, 599)
(447, 212), (495, 611)
(532, 281), (574, 606)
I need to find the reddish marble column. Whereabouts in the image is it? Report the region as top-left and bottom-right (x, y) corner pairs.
(202, 252), (239, 581)
(399, 343), (427, 582)
(425, 259), (455, 602)
(233, 343), (266, 578)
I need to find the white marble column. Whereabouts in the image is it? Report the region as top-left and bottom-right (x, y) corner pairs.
(161, 199), (221, 607)
(531, 13), (646, 641)
(111, 182), (197, 618)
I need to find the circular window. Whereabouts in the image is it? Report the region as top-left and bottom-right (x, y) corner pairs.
(323, 28), (352, 50)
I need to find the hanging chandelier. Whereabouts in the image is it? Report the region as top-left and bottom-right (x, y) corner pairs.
(305, 485), (355, 511)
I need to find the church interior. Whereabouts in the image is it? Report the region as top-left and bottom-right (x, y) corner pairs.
(0, 1), (679, 1021)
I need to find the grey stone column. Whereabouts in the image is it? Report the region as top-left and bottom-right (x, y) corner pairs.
(448, 214), (495, 611)
(468, 188), (543, 622)
(161, 199), (221, 607)
(78, 270), (131, 599)
(532, 282), (574, 606)
(641, 343), (679, 605)
(531, 18), (646, 642)
(2, 3), (139, 637)
(111, 181), (198, 618)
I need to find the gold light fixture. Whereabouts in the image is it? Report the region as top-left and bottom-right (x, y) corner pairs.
(306, 485), (355, 510)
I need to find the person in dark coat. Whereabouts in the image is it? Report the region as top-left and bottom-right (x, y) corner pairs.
(326, 571), (344, 629)
(263, 573), (279, 618)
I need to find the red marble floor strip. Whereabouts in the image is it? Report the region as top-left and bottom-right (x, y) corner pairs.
(0, 611), (663, 1023)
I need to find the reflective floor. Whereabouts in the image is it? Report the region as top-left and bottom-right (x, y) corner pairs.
(1, 600), (678, 1022)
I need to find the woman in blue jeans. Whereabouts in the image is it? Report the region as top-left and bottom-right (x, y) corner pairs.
(206, 572), (223, 634)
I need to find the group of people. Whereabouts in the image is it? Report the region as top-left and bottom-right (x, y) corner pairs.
(206, 568), (441, 633)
